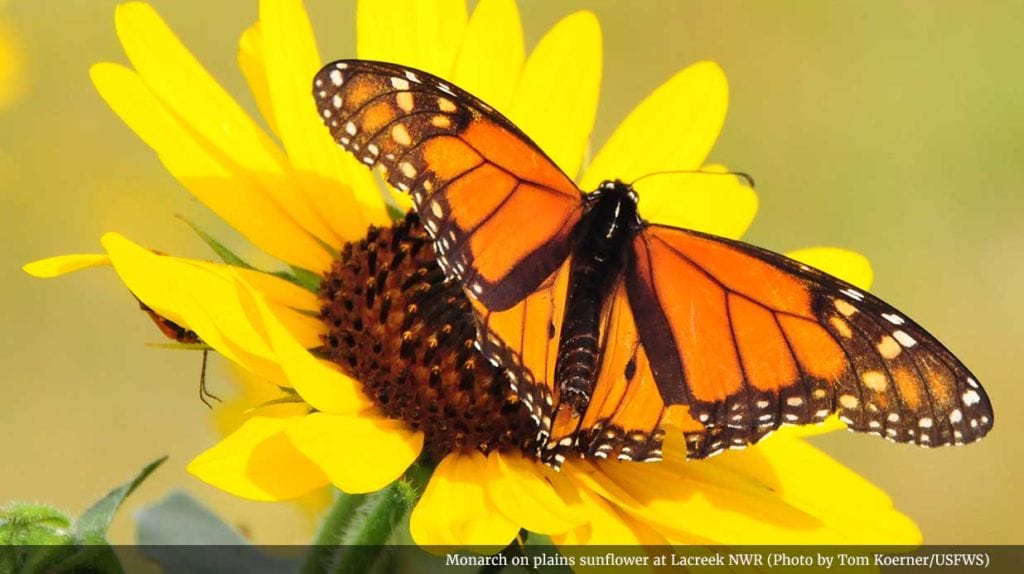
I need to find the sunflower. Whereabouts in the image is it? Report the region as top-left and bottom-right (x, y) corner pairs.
(25, 0), (921, 548)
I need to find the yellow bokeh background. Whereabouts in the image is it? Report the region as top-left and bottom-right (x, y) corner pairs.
(2, 0), (1021, 544)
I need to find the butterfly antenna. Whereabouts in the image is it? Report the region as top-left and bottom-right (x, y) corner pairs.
(629, 169), (756, 189)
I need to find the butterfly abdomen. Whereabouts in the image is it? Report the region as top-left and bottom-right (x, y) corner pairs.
(554, 183), (641, 414)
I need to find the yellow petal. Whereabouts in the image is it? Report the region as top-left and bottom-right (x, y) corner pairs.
(0, 18), (27, 110)
(188, 416), (329, 501)
(485, 452), (586, 535)
(786, 247), (874, 290)
(259, 0), (390, 241)
(552, 481), (666, 546)
(509, 11), (601, 180)
(228, 266), (319, 312)
(237, 22), (279, 139)
(581, 61), (728, 190)
(114, 2), (353, 256)
(284, 412), (422, 494)
(90, 62), (331, 272)
(704, 437), (922, 544)
(589, 434), (921, 544)
(212, 362), (310, 441)
(242, 278), (372, 414)
(101, 233), (287, 381)
(410, 452), (519, 547)
(23, 254), (110, 278)
(452, 0), (524, 113)
(356, 0), (467, 79)
(639, 164), (758, 239)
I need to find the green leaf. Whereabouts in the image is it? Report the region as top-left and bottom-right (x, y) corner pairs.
(178, 216), (255, 269)
(136, 491), (300, 573)
(75, 456), (167, 543)
(135, 491), (245, 545)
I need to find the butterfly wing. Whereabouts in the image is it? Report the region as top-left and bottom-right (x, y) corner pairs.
(313, 60), (584, 311)
(627, 224), (993, 453)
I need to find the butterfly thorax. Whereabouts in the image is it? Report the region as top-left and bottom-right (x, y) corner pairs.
(555, 181), (642, 415)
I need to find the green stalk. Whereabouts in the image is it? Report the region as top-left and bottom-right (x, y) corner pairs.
(299, 491), (367, 574)
(329, 480), (417, 574)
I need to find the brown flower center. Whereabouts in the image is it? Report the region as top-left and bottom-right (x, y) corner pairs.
(318, 213), (539, 461)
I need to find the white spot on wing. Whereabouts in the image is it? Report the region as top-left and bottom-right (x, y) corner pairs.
(882, 312), (905, 325)
(962, 389), (981, 406)
(892, 330), (917, 348)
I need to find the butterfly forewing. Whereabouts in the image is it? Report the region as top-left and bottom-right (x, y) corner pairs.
(313, 60), (582, 311)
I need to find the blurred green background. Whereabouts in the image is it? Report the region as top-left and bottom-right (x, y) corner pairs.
(2, 0), (1021, 545)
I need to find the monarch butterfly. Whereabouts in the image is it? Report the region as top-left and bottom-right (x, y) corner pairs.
(313, 60), (993, 466)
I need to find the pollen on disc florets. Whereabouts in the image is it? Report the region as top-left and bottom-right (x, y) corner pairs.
(319, 212), (539, 461)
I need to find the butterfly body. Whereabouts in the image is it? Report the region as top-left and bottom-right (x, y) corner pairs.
(555, 180), (641, 414)
(314, 59), (993, 466)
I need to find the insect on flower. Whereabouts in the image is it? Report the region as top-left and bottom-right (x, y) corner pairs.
(137, 298), (218, 408)
(312, 60), (994, 468)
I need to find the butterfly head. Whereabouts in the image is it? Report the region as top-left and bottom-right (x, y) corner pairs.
(589, 180), (643, 232)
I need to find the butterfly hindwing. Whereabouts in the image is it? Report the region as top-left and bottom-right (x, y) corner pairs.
(629, 224), (993, 448)
(314, 60), (583, 311)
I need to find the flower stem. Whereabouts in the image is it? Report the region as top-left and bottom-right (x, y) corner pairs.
(299, 491), (366, 574)
(329, 480), (418, 574)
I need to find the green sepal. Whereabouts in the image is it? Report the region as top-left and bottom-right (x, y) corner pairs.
(177, 216), (255, 269)
(287, 266), (324, 293)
